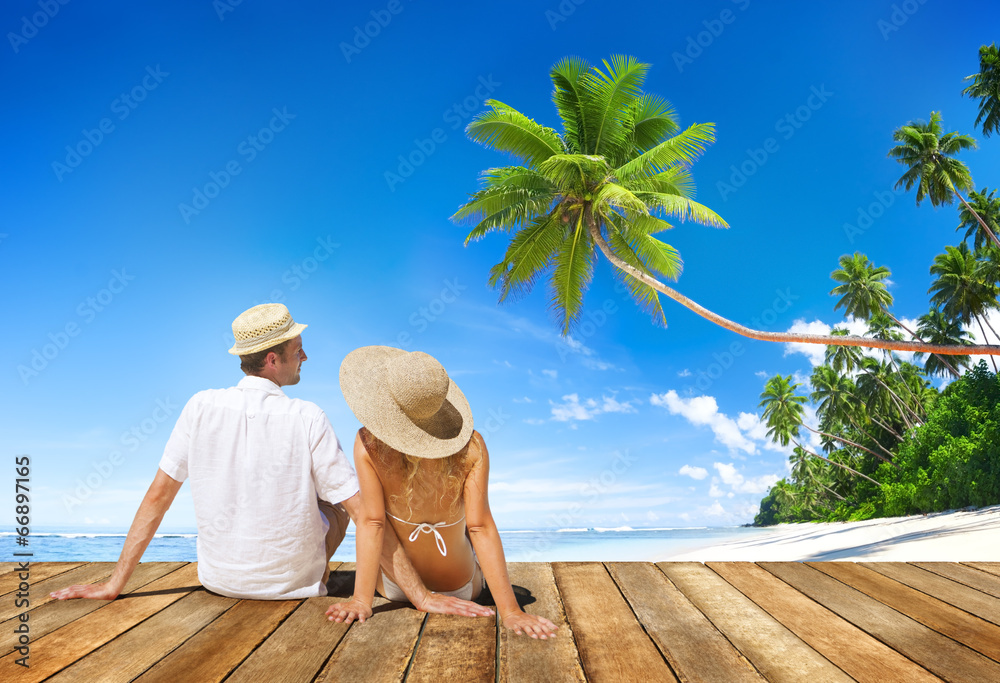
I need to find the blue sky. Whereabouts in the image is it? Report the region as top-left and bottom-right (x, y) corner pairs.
(3, 0), (999, 532)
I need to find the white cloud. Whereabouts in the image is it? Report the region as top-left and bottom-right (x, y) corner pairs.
(713, 462), (780, 495)
(513, 396), (533, 403)
(650, 390), (757, 454)
(523, 418), (546, 425)
(709, 482), (725, 498)
(542, 369), (558, 379)
(549, 393), (637, 422)
(755, 370), (769, 378)
(783, 315), (928, 368)
(677, 369), (692, 377)
(679, 464), (708, 480)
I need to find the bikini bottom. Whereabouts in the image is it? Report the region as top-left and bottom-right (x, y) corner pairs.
(379, 553), (484, 602)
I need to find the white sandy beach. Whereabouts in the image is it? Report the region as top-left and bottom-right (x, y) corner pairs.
(661, 504), (1000, 562)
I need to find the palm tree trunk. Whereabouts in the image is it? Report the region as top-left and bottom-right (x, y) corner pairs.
(955, 189), (1000, 250)
(975, 316), (999, 372)
(584, 219), (1000, 356)
(819, 482), (846, 501)
(871, 375), (919, 430)
(792, 439), (881, 486)
(868, 414), (905, 442)
(886, 312), (961, 377)
(803, 424), (899, 469)
(843, 412), (899, 460)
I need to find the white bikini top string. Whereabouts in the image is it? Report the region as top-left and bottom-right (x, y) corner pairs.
(385, 512), (464, 557)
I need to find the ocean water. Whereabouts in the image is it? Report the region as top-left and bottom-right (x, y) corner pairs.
(5, 526), (771, 563)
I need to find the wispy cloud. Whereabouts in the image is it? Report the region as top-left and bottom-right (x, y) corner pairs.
(679, 464), (708, 480)
(650, 390), (757, 454)
(549, 393), (638, 422)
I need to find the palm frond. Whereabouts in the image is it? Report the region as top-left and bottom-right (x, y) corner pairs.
(466, 100), (563, 166)
(614, 123), (716, 181)
(550, 212), (595, 333)
(488, 213), (564, 303)
(579, 55), (647, 155)
(550, 56), (590, 152)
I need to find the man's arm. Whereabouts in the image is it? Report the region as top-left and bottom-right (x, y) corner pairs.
(51, 468), (182, 601)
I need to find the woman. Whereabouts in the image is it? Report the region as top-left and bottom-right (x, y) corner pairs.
(326, 347), (557, 638)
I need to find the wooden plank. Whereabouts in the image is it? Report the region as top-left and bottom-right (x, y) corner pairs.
(914, 562), (1000, 599)
(407, 612), (496, 683)
(0, 562), (185, 658)
(864, 562), (1000, 626)
(47, 589), (238, 683)
(314, 598), (426, 682)
(227, 563), (353, 683)
(0, 562), (86, 596)
(708, 562), (941, 683)
(0, 562), (201, 682)
(965, 562), (1000, 579)
(810, 562), (1000, 662)
(0, 562), (116, 622)
(609, 562), (762, 683)
(134, 598), (300, 682)
(657, 562), (851, 683)
(761, 562), (1000, 682)
(0, 563), (17, 574)
(498, 563), (585, 683)
(554, 562), (677, 682)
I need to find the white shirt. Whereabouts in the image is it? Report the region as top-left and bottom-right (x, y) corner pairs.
(158, 376), (359, 599)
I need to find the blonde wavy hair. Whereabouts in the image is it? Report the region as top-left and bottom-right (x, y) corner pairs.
(360, 427), (480, 519)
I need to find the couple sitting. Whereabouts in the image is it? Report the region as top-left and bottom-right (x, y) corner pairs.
(52, 304), (556, 639)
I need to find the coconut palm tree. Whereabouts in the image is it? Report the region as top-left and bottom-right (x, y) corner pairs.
(453, 56), (1000, 358)
(957, 189), (1000, 250)
(914, 309), (972, 377)
(929, 243), (1000, 371)
(759, 375), (880, 485)
(856, 357), (920, 431)
(830, 253), (961, 374)
(963, 43), (1000, 138)
(811, 365), (897, 461)
(888, 111), (1000, 250)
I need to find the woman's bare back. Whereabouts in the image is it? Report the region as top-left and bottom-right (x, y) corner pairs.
(362, 429), (481, 592)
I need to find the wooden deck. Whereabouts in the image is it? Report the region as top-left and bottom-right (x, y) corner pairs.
(3, 561), (1000, 682)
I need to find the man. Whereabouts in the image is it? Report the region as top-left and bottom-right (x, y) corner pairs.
(53, 304), (493, 619)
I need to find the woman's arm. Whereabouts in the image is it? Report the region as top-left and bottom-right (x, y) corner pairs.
(326, 433), (385, 624)
(465, 434), (557, 638)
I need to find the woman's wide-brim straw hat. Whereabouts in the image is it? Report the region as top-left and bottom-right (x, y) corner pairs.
(228, 303), (307, 356)
(340, 346), (474, 459)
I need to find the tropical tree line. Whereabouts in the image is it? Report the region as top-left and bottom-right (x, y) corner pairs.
(753, 43), (1000, 524)
(451, 48), (1000, 358)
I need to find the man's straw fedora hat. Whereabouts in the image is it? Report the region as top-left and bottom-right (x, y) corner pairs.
(228, 303), (307, 356)
(340, 346), (474, 459)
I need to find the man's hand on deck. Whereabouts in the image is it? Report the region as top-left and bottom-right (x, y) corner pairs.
(326, 597), (373, 625)
(50, 581), (121, 601)
(414, 592), (495, 618)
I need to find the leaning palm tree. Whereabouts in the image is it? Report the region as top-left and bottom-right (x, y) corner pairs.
(963, 43), (1000, 138)
(957, 188), (1000, 251)
(811, 365), (897, 463)
(914, 309), (971, 377)
(888, 111), (1000, 250)
(929, 242), (1000, 371)
(759, 375), (880, 485)
(453, 55), (999, 357)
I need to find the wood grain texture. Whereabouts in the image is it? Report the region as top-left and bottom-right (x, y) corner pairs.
(498, 562), (585, 683)
(0, 562), (199, 682)
(554, 562), (677, 682)
(864, 562), (1000, 627)
(0, 561), (185, 658)
(609, 562), (763, 683)
(763, 562), (1000, 683)
(314, 598), (426, 683)
(226, 598), (354, 682)
(47, 589), (238, 683)
(657, 562), (851, 683)
(963, 562), (1000, 580)
(0, 562), (85, 596)
(811, 562), (1000, 662)
(134, 598), (299, 683)
(708, 562), (941, 683)
(407, 612), (496, 683)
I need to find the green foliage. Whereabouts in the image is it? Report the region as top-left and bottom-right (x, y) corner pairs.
(754, 362), (1000, 525)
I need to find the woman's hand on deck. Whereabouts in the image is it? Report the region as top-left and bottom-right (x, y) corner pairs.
(326, 597), (373, 625)
(502, 611), (558, 638)
(414, 592), (495, 618)
(50, 582), (121, 601)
